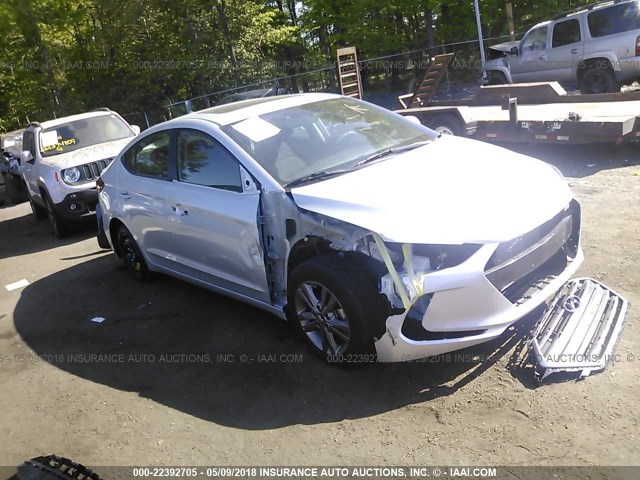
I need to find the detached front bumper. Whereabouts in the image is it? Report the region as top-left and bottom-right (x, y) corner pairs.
(375, 201), (583, 362)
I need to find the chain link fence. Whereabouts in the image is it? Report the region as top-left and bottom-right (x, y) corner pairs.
(124, 33), (522, 130)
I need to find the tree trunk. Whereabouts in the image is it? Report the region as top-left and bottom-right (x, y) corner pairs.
(215, 0), (241, 86)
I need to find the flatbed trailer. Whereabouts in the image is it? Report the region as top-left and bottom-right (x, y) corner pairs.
(395, 82), (640, 145)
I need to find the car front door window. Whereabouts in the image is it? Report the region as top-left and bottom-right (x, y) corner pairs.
(122, 131), (172, 179)
(522, 26), (549, 52)
(177, 130), (242, 192)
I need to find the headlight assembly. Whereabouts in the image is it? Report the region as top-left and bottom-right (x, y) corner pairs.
(62, 167), (81, 184)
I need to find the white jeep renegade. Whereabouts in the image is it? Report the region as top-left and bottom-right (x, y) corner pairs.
(19, 109), (139, 237)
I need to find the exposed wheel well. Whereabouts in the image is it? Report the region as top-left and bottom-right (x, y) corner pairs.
(284, 236), (390, 321)
(577, 58), (612, 83)
(286, 236), (387, 285)
(108, 218), (125, 257)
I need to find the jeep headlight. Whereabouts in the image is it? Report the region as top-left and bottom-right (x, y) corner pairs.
(62, 167), (81, 184)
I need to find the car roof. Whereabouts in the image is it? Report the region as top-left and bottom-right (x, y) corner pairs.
(215, 88), (273, 105)
(183, 92), (341, 127)
(36, 110), (115, 130)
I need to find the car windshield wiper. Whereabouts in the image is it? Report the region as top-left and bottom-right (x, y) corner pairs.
(354, 140), (432, 167)
(284, 169), (351, 189)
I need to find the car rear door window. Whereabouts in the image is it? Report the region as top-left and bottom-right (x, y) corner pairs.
(122, 131), (171, 179)
(588, 3), (640, 38)
(552, 19), (581, 47)
(177, 129), (242, 192)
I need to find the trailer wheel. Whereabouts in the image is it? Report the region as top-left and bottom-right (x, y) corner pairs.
(427, 115), (464, 136)
(580, 66), (619, 94)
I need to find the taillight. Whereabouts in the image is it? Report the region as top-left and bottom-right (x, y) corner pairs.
(96, 177), (104, 192)
(636, 36), (640, 56)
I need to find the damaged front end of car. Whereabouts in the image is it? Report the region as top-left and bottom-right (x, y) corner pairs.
(371, 200), (583, 362)
(263, 183), (584, 362)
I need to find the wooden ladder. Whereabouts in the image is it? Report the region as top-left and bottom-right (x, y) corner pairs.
(404, 53), (455, 108)
(337, 47), (363, 99)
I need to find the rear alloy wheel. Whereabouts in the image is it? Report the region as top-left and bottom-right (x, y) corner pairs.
(44, 193), (68, 238)
(580, 67), (619, 94)
(117, 225), (152, 281)
(287, 255), (387, 363)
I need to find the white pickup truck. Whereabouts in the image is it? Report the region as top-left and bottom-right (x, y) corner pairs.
(19, 109), (139, 237)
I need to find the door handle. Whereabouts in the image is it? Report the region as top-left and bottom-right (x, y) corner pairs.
(120, 191), (131, 199)
(539, 55), (547, 60)
(571, 48), (578, 54)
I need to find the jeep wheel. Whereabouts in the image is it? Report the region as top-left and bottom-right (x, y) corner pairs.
(287, 255), (388, 363)
(44, 193), (68, 238)
(580, 67), (619, 94)
(117, 225), (152, 281)
(28, 192), (47, 220)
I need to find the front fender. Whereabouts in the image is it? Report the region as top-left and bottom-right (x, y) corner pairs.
(484, 66), (513, 83)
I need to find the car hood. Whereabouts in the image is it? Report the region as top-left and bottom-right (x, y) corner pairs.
(489, 41), (519, 54)
(290, 136), (573, 244)
(41, 137), (133, 169)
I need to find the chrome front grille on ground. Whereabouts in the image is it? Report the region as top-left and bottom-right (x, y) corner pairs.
(530, 277), (628, 382)
(485, 200), (581, 304)
(81, 159), (111, 181)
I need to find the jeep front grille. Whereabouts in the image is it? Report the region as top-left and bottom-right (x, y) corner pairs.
(81, 159), (111, 181)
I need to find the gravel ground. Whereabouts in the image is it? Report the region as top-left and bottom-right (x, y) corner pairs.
(0, 142), (638, 471)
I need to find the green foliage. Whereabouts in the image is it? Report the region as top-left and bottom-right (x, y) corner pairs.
(0, 0), (596, 131)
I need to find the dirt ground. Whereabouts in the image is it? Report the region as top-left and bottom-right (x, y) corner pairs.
(0, 142), (638, 470)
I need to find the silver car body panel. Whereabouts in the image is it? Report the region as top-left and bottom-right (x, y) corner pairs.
(485, 1), (640, 85)
(291, 136), (573, 244)
(99, 94), (585, 361)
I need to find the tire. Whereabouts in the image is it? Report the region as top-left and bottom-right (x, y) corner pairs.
(117, 225), (152, 281)
(487, 71), (507, 85)
(44, 192), (69, 238)
(2, 173), (26, 204)
(580, 66), (619, 94)
(287, 255), (388, 363)
(427, 114), (464, 136)
(29, 191), (47, 220)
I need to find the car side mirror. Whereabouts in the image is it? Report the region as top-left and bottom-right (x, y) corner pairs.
(510, 46), (519, 55)
(20, 150), (34, 164)
(131, 125), (141, 135)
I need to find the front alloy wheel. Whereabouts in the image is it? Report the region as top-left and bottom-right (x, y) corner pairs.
(287, 255), (388, 363)
(294, 281), (351, 356)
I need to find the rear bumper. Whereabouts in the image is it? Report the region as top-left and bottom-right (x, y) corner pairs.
(52, 189), (98, 222)
(95, 201), (111, 249)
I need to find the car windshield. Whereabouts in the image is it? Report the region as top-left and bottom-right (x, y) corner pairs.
(221, 97), (437, 187)
(40, 114), (134, 157)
